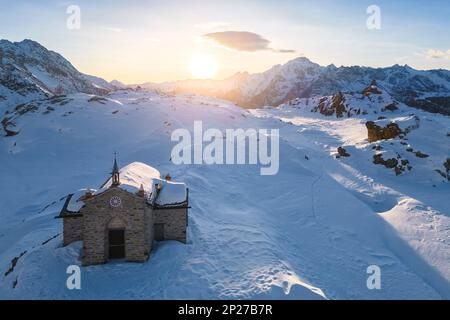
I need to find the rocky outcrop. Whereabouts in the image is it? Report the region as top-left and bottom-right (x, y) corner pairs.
(1, 117), (19, 136)
(373, 154), (397, 168)
(405, 145), (430, 159)
(363, 80), (382, 96)
(406, 96), (450, 116)
(4, 250), (27, 277)
(438, 158), (450, 181)
(15, 102), (38, 115)
(382, 102), (398, 112)
(415, 151), (429, 158)
(373, 153), (410, 175)
(366, 121), (402, 142)
(88, 96), (108, 104)
(336, 146), (350, 158)
(314, 92), (347, 118)
(444, 158), (450, 171)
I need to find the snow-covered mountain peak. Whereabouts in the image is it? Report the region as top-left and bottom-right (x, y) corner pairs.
(285, 56), (320, 67)
(0, 39), (113, 110)
(153, 56), (450, 114)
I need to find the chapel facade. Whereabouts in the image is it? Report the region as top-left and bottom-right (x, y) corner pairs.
(57, 159), (188, 266)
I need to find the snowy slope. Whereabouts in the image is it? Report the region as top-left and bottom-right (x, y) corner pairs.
(0, 88), (449, 299)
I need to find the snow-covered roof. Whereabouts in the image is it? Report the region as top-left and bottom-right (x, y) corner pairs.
(100, 162), (161, 194)
(60, 162), (188, 216)
(149, 178), (188, 207)
(66, 188), (97, 213)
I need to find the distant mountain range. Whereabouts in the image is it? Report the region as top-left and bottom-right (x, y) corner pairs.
(148, 57), (450, 114)
(1, 39), (450, 115)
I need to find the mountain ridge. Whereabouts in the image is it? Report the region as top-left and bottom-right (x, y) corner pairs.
(144, 56), (450, 115)
(1, 39), (450, 116)
(0, 39), (114, 109)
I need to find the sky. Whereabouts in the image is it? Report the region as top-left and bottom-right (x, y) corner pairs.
(0, 0), (449, 83)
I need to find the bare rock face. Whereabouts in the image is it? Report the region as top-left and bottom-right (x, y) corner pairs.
(315, 92), (347, 118)
(366, 121), (402, 142)
(331, 92), (347, 118)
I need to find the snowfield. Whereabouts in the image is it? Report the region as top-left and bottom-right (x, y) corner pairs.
(0, 89), (449, 299)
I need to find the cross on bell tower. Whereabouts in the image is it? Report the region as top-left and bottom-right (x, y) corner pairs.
(111, 152), (120, 187)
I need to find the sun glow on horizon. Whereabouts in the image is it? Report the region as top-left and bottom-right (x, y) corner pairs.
(188, 53), (218, 79)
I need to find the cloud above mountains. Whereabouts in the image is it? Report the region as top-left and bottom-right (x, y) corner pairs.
(426, 49), (450, 59)
(203, 31), (295, 53)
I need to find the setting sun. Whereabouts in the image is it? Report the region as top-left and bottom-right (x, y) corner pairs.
(188, 53), (218, 79)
